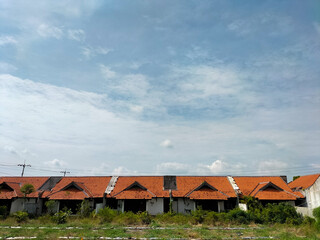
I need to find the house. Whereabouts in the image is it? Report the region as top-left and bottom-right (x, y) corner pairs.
(0, 177), (48, 215)
(288, 173), (320, 216)
(107, 176), (237, 215)
(232, 176), (304, 208)
(171, 176), (237, 214)
(107, 176), (169, 215)
(41, 176), (112, 213)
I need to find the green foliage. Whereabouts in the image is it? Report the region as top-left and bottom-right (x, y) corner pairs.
(226, 208), (251, 224)
(20, 183), (35, 197)
(97, 207), (118, 223)
(0, 205), (8, 219)
(45, 200), (57, 215)
(313, 206), (320, 230)
(293, 176), (300, 181)
(78, 200), (92, 218)
(191, 207), (206, 224)
(52, 210), (71, 224)
(241, 196), (262, 211)
(138, 211), (152, 224)
(13, 211), (29, 223)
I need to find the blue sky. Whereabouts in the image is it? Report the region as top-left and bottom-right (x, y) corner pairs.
(0, 0), (319, 179)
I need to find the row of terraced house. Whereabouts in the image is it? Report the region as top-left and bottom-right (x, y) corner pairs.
(0, 174), (319, 216)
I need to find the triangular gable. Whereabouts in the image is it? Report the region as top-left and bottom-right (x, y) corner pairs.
(250, 182), (283, 197)
(61, 181), (84, 191)
(185, 181), (230, 199)
(124, 181), (147, 191)
(113, 181), (156, 199)
(0, 182), (15, 191)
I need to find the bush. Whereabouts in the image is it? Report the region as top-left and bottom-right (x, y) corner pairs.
(226, 208), (251, 224)
(97, 207), (118, 223)
(52, 210), (71, 224)
(13, 211), (28, 223)
(313, 206), (320, 230)
(78, 200), (92, 218)
(45, 200), (57, 215)
(0, 206), (8, 219)
(260, 203), (303, 225)
(191, 207), (206, 224)
(138, 211), (152, 224)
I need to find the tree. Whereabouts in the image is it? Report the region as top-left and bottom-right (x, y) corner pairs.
(293, 176), (300, 181)
(20, 183), (35, 198)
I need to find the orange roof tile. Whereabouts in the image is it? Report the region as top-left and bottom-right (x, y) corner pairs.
(0, 177), (49, 199)
(288, 174), (320, 190)
(44, 176), (111, 200)
(233, 176), (302, 200)
(109, 177), (169, 199)
(173, 176), (236, 199)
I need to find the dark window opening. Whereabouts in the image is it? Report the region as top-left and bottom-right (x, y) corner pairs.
(106, 198), (118, 209)
(124, 199), (146, 213)
(195, 200), (218, 211)
(59, 200), (82, 214)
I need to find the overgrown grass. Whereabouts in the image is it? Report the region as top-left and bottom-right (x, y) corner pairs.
(0, 204), (319, 239)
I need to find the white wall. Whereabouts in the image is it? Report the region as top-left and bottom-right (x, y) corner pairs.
(10, 198), (25, 214)
(173, 198), (195, 214)
(10, 198), (42, 215)
(306, 177), (320, 210)
(146, 198), (163, 215)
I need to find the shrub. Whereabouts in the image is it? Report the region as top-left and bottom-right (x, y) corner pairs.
(13, 211), (28, 223)
(114, 211), (140, 225)
(260, 203), (303, 225)
(191, 207), (206, 224)
(226, 208), (251, 224)
(313, 206), (320, 230)
(0, 206), (8, 219)
(138, 211), (152, 224)
(52, 210), (71, 224)
(45, 200), (57, 215)
(97, 207), (118, 223)
(78, 200), (92, 218)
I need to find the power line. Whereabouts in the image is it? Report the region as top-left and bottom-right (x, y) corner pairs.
(17, 160), (31, 177)
(60, 170), (70, 177)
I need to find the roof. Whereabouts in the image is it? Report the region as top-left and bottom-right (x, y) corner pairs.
(173, 176), (237, 199)
(43, 177), (111, 200)
(288, 174), (320, 190)
(233, 176), (303, 200)
(109, 176), (168, 199)
(0, 177), (49, 199)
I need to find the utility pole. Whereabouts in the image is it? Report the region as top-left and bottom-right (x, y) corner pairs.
(18, 160), (31, 177)
(60, 170), (70, 177)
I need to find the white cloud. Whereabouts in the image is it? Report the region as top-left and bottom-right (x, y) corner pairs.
(156, 162), (190, 174)
(0, 35), (17, 46)
(160, 139), (173, 148)
(37, 24), (63, 39)
(258, 160), (288, 176)
(173, 65), (243, 99)
(0, 62), (17, 72)
(100, 65), (150, 98)
(82, 46), (112, 59)
(314, 22), (320, 37)
(112, 166), (137, 176)
(3, 145), (19, 156)
(130, 105), (144, 113)
(100, 65), (117, 79)
(68, 29), (85, 41)
(44, 158), (67, 168)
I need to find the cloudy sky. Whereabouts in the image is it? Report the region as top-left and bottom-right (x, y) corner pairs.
(0, 1), (319, 180)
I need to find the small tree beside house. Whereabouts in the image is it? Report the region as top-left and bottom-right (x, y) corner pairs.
(20, 184), (35, 198)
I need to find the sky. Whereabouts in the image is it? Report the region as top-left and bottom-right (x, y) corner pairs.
(0, 1), (319, 180)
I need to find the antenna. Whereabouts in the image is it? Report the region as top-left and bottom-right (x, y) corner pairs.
(60, 170), (70, 177)
(18, 160), (31, 177)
